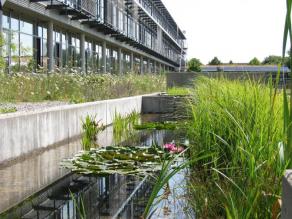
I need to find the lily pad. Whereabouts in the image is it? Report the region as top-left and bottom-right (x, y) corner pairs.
(62, 145), (171, 176)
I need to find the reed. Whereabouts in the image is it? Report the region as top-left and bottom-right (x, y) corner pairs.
(187, 77), (287, 218)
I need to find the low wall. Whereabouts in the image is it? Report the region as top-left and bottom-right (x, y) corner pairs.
(142, 95), (175, 114)
(142, 95), (188, 116)
(0, 95), (143, 164)
(167, 72), (201, 88)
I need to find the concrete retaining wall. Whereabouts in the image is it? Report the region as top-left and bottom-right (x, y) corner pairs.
(142, 95), (188, 115)
(0, 95), (143, 164)
(167, 72), (201, 88)
(142, 95), (175, 114)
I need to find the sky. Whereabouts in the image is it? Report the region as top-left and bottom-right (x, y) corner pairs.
(161, 0), (286, 64)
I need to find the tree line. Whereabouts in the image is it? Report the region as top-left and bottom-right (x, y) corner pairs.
(187, 55), (291, 72)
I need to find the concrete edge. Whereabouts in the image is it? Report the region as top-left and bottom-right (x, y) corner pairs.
(0, 93), (161, 119)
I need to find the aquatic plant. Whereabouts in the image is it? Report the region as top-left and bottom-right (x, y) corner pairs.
(69, 190), (86, 219)
(163, 142), (184, 153)
(187, 77), (286, 218)
(142, 150), (212, 219)
(81, 115), (105, 151)
(113, 111), (139, 143)
(62, 145), (169, 176)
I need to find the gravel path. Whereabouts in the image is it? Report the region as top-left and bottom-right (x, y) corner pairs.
(0, 101), (70, 113)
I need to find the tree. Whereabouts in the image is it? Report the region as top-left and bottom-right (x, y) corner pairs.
(209, 57), (222, 65)
(262, 55), (282, 65)
(249, 57), (261, 65)
(187, 58), (202, 72)
(229, 60), (233, 64)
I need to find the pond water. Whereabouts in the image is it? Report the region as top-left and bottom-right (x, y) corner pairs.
(0, 114), (193, 219)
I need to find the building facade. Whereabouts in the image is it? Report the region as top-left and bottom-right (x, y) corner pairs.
(0, 0), (187, 74)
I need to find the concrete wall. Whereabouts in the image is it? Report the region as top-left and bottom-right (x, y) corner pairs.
(166, 72), (201, 88)
(0, 95), (143, 164)
(282, 170), (292, 219)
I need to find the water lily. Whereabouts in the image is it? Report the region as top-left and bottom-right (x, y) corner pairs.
(163, 141), (184, 153)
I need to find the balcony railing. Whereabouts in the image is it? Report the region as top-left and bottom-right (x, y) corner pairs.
(35, 0), (184, 65)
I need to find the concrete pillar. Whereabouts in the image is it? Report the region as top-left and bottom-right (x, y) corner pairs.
(102, 41), (107, 73)
(282, 170), (292, 219)
(140, 56), (144, 74)
(118, 47), (123, 74)
(159, 63), (162, 73)
(80, 33), (85, 73)
(47, 21), (54, 72)
(147, 58), (151, 73)
(153, 61), (157, 73)
(130, 52), (134, 73)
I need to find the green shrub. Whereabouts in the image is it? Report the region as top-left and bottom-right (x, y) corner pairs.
(208, 57), (222, 65)
(249, 57), (261, 65)
(187, 58), (202, 72)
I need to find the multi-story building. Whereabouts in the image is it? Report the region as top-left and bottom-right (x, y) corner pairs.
(0, 0), (187, 74)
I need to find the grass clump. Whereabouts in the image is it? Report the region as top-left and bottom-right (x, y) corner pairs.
(0, 107), (17, 114)
(113, 111), (140, 143)
(187, 77), (286, 218)
(81, 115), (105, 151)
(167, 87), (191, 96)
(0, 73), (166, 103)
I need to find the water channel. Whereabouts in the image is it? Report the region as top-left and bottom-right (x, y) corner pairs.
(0, 114), (193, 219)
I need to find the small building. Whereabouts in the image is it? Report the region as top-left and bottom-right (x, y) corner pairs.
(202, 65), (291, 88)
(0, 0), (187, 74)
(202, 65), (290, 73)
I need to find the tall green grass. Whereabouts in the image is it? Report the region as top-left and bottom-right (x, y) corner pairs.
(0, 73), (165, 103)
(187, 77), (287, 218)
(283, 0), (292, 165)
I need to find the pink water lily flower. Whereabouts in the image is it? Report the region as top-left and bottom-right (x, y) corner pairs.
(164, 143), (176, 150)
(163, 142), (184, 153)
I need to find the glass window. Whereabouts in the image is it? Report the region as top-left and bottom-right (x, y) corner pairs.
(11, 32), (19, 57)
(20, 20), (33, 35)
(2, 15), (9, 29)
(43, 27), (47, 39)
(38, 26), (43, 38)
(11, 17), (19, 32)
(54, 31), (60, 43)
(20, 33), (33, 70)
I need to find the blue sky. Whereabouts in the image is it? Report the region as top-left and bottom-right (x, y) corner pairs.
(162, 0), (286, 64)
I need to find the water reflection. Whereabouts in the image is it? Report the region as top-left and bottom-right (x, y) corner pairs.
(2, 173), (153, 219)
(0, 114), (178, 219)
